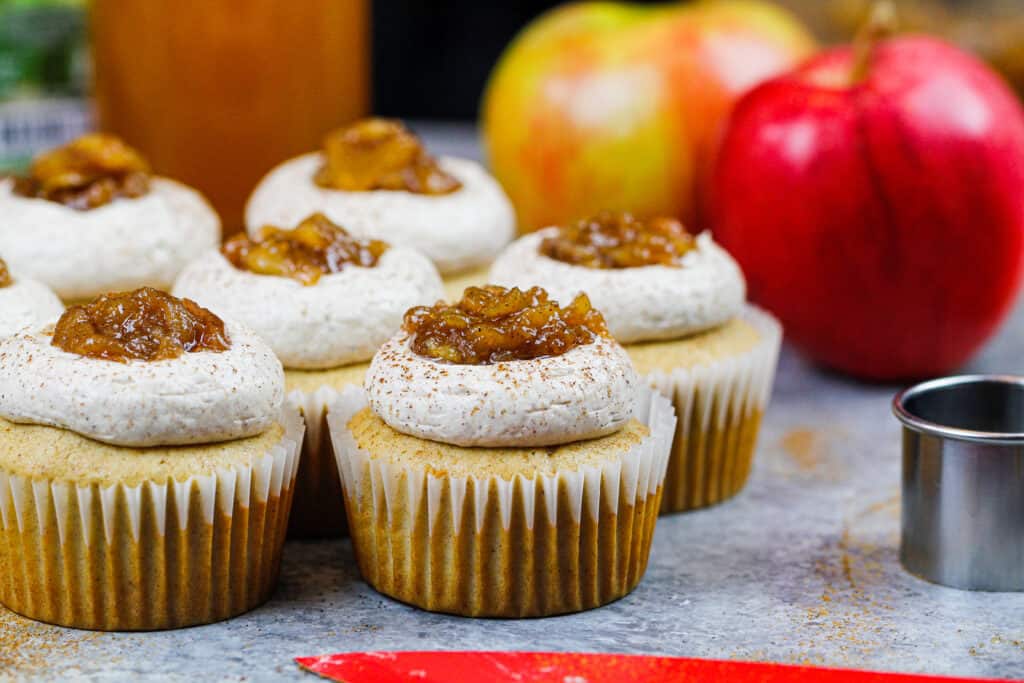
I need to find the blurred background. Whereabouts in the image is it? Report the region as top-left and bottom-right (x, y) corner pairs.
(2, 0), (1022, 227)
(377, 0), (1024, 118)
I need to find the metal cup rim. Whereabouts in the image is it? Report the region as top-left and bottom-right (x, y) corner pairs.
(892, 374), (1024, 445)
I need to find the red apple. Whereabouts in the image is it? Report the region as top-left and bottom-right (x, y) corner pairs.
(712, 33), (1024, 380)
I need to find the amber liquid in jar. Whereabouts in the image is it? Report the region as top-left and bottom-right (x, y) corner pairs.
(89, 0), (370, 234)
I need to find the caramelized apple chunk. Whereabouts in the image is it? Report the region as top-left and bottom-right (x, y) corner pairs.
(12, 133), (150, 210)
(0, 258), (10, 288)
(315, 118), (461, 195)
(222, 212), (388, 286)
(404, 285), (608, 364)
(52, 287), (229, 362)
(540, 211), (696, 269)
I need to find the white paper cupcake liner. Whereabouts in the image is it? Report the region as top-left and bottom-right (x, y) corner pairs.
(327, 385), (676, 618)
(0, 404), (304, 631)
(640, 305), (781, 513)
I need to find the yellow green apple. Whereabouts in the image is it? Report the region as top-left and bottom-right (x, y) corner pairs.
(482, 0), (816, 232)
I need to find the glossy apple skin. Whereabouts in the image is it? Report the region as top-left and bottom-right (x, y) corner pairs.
(712, 37), (1024, 380)
(482, 0), (814, 233)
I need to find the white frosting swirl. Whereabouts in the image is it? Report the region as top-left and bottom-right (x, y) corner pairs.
(173, 247), (444, 370)
(0, 321), (284, 447)
(366, 333), (638, 448)
(244, 153), (515, 275)
(0, 177), (221, 301)
(489, 229), (746, 344)
(0, 276), (63, 336)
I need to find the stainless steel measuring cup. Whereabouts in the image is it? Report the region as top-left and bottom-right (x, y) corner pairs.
(892, 374), (1024, 591)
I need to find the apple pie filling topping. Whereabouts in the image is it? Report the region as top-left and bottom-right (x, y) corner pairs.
(0, 258), (11, 288)
(314, 118), (461, 195)
(403, 284), (608, 364)
(12, 133), (151, 210)
(52, 287), (230, 362)
(540, 211), (696, 269)
(222, 212), (388, 286)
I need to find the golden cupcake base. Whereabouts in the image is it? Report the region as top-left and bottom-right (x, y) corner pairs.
(328, 386), (676, 618)
(629, 306), (782, 514)
(660, 407), (765, 511)
(0, 410), (303, 631)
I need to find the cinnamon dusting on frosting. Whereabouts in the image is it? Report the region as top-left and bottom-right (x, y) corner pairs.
(364, 331), (638, 448)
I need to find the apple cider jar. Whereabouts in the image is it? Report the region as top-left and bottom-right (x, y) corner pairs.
(490, 212), (782, 513)
(91, 0), (370, 233)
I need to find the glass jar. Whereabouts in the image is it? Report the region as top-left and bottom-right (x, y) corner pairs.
(90, 0), (370, 233)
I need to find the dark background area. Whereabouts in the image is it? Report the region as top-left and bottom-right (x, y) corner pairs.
(373, 1), (662, 120)
(370, 0), (1024, 120)
(372, 1), (556, 120)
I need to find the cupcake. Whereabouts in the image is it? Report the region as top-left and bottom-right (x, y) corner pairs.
(245, 118), (514, 288)
(0, 256), (63, 336)
(0, 133), (220, 302)
(490, 212), (781, 513)
(328, 285), (675, 617)
(174, 212), (444, 537)
(0, 288), (301, 630)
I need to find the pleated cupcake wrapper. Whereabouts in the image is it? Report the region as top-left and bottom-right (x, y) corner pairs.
(327, 385), (676, 618)
(643, 305), (782, 513)
(0, 404), (304, 631)
(288, 385), (349, 538)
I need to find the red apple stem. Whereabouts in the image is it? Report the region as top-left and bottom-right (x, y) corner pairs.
(851, 0), (897, 83)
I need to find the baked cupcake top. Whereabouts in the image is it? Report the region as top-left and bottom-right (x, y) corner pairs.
(173, 213), (444, 370)
(489, 211), (746, 344)
(365, 285), (638, 447)
(0, 134), (221, 301)
(245, 118), (515, 276)
(0, 287), (283, 447)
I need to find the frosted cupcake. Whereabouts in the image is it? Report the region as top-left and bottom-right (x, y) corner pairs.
(490, 212), (781, 513)
(0, 257), (63, 336)
(0, 288), (301, 630)
(0, 133), (220, 302)
(328, 285), (675, 617)
(174, 212), (443, 537)
(245, 118), (514, 291)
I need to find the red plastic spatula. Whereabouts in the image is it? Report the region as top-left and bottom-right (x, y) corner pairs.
(295, 651), (1015, 683)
